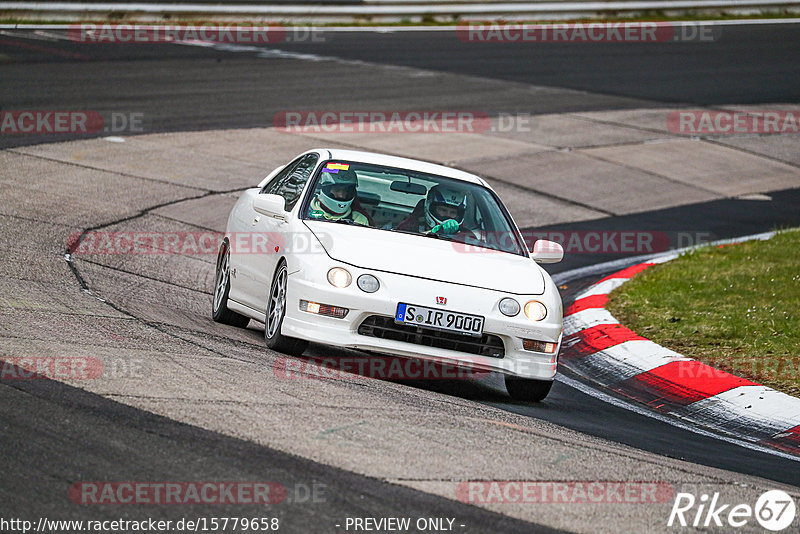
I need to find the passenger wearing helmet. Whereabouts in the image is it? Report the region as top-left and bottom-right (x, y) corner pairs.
(308, 169), (369, 226)
(397, 184), (477, 238)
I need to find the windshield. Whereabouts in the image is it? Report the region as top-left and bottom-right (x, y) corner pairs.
(301, 160), (526, 256)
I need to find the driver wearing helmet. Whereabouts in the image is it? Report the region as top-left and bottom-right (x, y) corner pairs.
(308, 169), (369, 226)
(397, 184), (477, 238)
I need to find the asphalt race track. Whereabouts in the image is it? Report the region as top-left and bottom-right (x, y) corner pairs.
(1, 23), (800, 533)
(2, 23), (800, 149)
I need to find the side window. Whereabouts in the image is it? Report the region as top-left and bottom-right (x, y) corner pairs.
(261, 157), (301, 195)
(261, 154), (319, 211)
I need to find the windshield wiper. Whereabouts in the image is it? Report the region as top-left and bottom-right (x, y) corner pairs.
(422, 231), (444, 240)
(384, 227), (417, 236)
(383, 227), (441, 239)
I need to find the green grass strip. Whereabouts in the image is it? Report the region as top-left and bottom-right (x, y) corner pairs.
(608, 228), (800, 397)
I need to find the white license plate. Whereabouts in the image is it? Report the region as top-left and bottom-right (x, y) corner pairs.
(395, 303), (484, 337)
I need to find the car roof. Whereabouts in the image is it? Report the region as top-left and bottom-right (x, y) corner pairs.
(312, 148), (487, 187)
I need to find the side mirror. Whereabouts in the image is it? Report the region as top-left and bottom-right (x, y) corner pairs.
(530, 240), (563, 263)
(253, 194), (287, 221)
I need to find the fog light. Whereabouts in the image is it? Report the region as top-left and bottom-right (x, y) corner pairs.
(523, 339), (557, 353)
(327, 267), (352, 288)
(357, 274), (380, 293)
(300, 300), (349, 319)
(524, 300), (547, 321)
(499, 297), (520, 317)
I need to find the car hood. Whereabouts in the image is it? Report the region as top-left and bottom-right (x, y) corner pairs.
(304, 220), (545, 295)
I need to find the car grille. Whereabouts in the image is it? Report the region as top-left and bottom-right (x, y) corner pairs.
(357, 315), (505, 358)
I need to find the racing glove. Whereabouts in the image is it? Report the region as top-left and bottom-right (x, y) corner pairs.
(431, 219), (460, 235)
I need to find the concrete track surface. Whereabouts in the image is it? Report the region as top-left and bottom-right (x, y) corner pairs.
(1, 24), (800, 533)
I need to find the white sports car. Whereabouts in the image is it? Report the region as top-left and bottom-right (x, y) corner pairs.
(212, 149), (564, 401)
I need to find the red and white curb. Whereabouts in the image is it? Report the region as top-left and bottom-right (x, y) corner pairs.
(559, 234), (800, 456)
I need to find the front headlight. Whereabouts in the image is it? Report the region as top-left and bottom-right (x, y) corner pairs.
(499, 297), (520, 317)
(524, 300), (547, 321)
(327, 267), (352, 288)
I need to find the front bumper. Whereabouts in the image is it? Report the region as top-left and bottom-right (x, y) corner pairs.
(281, 263), (562, 380)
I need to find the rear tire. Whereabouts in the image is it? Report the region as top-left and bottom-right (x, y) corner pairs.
(505, 376), (553, 402)
(265, 261), (308, 356)
(212, 242), (250, 328)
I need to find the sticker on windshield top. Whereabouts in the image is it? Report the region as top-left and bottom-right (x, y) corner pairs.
(326, 163), (349, 170)
(310, 209), (324, 218)
(321, 168), (339, 173)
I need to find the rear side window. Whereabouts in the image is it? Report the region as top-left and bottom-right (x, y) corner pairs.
(261, 153), (319, 211)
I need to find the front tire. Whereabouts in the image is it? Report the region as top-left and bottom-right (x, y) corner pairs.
(505, 376), (553, 402)
(212, 242), (250, 328)
(265, 261), (308, 356)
